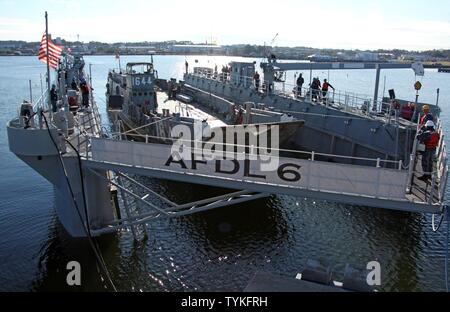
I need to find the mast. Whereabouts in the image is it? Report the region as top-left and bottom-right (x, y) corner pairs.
(45, 11), (52, 116)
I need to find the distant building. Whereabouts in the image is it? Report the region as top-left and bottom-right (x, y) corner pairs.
(401, 54), (427, 62)
(0, 42), (23, 51)
(119, 45), (157, 54)
(378, 53), (396, 61)
(54, 37), (63, 45)
(169, 44), (223, 54)
(307, 54), (334, 62)
(356, 52), (379, 62)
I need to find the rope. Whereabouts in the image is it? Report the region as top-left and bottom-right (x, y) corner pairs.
(432, 212), (445, 232)
(110, 116), (173, 138)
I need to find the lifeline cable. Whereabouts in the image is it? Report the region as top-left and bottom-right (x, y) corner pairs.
(41, 112), (117, 291)
(65, 138), (122, 289)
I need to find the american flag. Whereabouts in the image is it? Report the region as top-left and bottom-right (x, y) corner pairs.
(38, 33), (62, 69)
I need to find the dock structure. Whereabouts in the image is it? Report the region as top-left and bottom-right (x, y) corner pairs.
(8, 102), (448, 237)
(6, 56), (449, 238)
(438, 67), (450, 73)
(85, 132), (446, 216)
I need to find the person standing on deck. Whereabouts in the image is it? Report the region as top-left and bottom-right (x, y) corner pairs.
(419, 105), (434, 128)
(322, 79), (335, 103)
(253, 71), (260, 91)
(417, 120), (440, 181)
(310, 78), (320, 101)
(50, 84), (58, 113)
(80, 80), (92, 108)
(296, 74), (304, 98)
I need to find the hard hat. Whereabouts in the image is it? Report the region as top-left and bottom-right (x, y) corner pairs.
(425, 120), (435, 128)
(422, 105), (430, 112)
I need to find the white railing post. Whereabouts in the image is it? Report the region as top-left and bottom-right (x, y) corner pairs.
(440, 166), (448, 201)
(429, 172), (437, 204)
(407, 140), (419, 193)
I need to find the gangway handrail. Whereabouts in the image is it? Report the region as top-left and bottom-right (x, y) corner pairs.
(187, 72), (398, 123)
(191, 71), (379, 105)
(90, 131), (404, 169)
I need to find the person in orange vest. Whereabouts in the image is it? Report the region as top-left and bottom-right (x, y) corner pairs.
(419, 105), (434, 128)
(321, 79), (335, 103)
(80, 80), (93, 108)
(417, 120), (440, 181)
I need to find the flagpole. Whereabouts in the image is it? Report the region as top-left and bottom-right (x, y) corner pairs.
(45, 11), (52, 118)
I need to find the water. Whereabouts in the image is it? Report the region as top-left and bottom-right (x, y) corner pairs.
(1, 55), (450, 292)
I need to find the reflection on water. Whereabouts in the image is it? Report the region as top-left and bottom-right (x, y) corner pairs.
(1, 56), (450, 291)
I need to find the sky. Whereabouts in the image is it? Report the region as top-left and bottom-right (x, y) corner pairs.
(0, 0), (449, 51)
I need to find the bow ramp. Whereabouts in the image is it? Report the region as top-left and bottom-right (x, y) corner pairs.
(83, 136), (446, 233)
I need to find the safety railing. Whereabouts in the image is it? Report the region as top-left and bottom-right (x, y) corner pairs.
(100, 129), (404, 170)
(406, 116), (448, 203)
(20, 88), (50, 129)
(187, 72), (396, 122)
(435, 119), (448, 202)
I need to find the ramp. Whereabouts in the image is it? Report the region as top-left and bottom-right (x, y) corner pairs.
(84, 137), (443, 214)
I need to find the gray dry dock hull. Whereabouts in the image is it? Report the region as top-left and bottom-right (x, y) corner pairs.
(183, 75), (416, 167)
(8, 138), (115, 238)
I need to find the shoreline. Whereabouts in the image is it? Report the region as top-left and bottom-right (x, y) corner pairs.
(1, 54), (448, 69)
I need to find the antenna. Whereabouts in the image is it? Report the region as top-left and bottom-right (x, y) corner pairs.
(270, 33), (279, 46)
(263, 33), (279, 57)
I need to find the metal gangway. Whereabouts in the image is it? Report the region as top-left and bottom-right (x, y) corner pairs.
(78, 125), (448, 236)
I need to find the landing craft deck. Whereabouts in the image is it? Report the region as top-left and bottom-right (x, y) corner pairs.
(155, 91), (226, 128)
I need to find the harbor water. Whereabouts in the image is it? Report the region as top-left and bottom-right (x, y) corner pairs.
(1, 55), (450, 291)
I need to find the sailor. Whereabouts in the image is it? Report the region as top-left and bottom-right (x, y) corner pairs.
(50, 84), (58, 113)
(168, 79), (173, 99)
(417, 120), (440, 181)
(80, 80), (92, 108)
(321, 79), (335, 103)
(185, 60), (189, 75)
(419, 105), (434, 128)
(296, 74), (304, 97)
(235, 107), (244, 124)
(310, 78), (320, 101)
(253, 71), (260, 91)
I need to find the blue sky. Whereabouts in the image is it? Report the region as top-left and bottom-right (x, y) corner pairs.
(1, 0), (449, 50)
